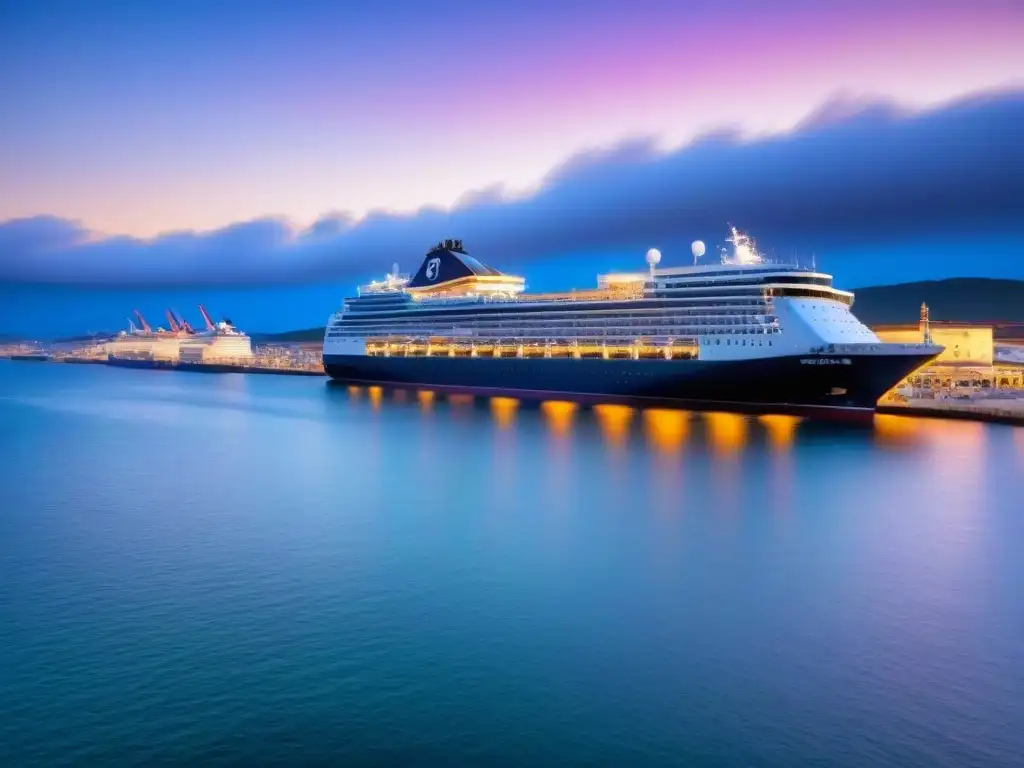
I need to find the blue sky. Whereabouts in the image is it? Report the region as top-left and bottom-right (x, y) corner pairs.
(1, 1), (1022, 337)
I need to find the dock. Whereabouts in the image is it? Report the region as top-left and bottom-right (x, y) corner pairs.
(4, 342), (326, 377)
(879, 397), (1024, 426)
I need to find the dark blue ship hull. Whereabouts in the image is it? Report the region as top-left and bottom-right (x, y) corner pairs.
(106, 357), (178, 371)
(105, 356), (324, 376)
(323, 352), (937, 416)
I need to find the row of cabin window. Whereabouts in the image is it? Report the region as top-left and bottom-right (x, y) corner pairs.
(659, 276), (832, 289)
(326, 325), (781, 339)
(701, 337), (774, 347)
(333, 314), (778, 331)
(344, 303), (772, 318)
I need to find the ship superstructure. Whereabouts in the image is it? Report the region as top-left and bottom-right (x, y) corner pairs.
(322, 230), (942, 414)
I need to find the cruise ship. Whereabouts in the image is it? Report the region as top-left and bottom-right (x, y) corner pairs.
(322, 229), (942, 415)
(105, 306), (254, 365)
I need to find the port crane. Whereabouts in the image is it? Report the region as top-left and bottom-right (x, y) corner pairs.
(172, 310), (195, 334)
(133, 310), (151, 334)
(198, 305), (217, 332)
(119, 306), (229, 338)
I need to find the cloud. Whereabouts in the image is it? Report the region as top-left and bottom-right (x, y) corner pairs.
(1, 88), (1022, 286)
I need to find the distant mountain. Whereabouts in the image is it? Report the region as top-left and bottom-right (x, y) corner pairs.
(251, 328), (326, 343)
(55, 332), (116, 343)
(851, 278), (1024, 329)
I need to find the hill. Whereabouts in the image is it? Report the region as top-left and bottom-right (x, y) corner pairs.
(55, 332), (116, 343)
(851, 278), (1024, 327)
(251, 327), (326, 343)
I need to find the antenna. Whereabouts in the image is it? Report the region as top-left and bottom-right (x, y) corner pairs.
(920, 302), (932, 345)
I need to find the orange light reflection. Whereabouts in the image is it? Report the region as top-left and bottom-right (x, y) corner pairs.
(368, 385), (383, 410)
(643, 409), (689, 455)
(448, 394), (474, 407)
(758, 414), (802, 450)
(705, 412), (748, 456)
(347, 385), (362, 399)
(873, 414), (925, 448)
(490, 396), (519, 430)
(594, 404), (634, 448)
(417, 389), (435, 411)
(541, 400), (577, 437)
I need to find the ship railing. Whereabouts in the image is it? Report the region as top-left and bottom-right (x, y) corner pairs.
(358, 277), (410, 295)
(408, 287), (645, 307)
(345, 298), (776, 318)
(330, 320), (780, 339)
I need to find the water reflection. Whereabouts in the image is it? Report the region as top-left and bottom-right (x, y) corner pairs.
(872, 413), (992, 453)
(541, 400), (577, 438)
(490, 397), (519, 430)
(331, 385), (1016, 479)
(417, 389), (435, 411)
(758, 414), (802, 451)
(593, 404), (634, 448)
(643, 409), (689, 455)
(758, 415), (800, 517)
(705, 412), (748, 456)
(927, 420), (988, 509)
(873, 414), (926, 448)
(368, 385), (383, 410)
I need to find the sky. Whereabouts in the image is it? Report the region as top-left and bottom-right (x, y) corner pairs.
(1, 0), (1022, 336)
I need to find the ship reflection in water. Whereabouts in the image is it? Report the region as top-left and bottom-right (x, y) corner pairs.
(540, 400), (577, 438)
(643, 408), (689, 455)
(758, 413), (801, 449)
(489, 396), (519, 430)
(335, 383), (1011, 461)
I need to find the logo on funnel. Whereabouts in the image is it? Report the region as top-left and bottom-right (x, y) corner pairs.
(425, 257), (441, 281)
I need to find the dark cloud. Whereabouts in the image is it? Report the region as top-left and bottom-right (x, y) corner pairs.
(1, 89), (1022, 286)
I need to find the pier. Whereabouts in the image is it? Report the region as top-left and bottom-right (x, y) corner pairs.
(5, 342), (326, 376)
(873, 310), (1024, 425)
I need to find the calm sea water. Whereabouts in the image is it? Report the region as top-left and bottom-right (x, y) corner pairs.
(2, 360), (1023, 766)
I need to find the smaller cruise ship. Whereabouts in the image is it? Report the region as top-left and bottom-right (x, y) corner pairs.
(106, 306), (254, 365)
(322, 228), (942, 415)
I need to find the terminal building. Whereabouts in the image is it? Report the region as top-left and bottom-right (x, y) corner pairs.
(873, 304), (1024, 393)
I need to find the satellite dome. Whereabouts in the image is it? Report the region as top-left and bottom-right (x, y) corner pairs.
(645, 248), (662, 266)
(691, 240), (706, 259)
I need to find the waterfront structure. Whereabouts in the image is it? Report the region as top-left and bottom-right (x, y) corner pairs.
(322, 229), (941, 415)
(0, 343), (49, 360)
(876, 305), (1024, 392)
